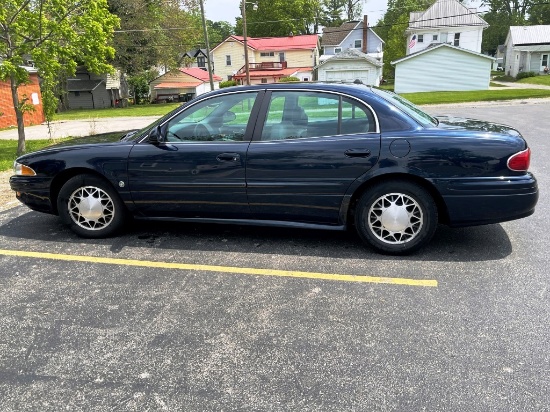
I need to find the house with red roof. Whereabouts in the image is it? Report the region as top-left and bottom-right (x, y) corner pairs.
(149, 67), (222, 103)
(211, 34), (320, 84)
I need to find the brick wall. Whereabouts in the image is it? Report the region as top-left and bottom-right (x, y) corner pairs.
(0, 73), (46, 129)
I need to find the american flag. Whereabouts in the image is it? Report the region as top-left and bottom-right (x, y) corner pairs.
(408, 35), (417, 49)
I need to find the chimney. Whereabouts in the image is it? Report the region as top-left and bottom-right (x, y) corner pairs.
(362, 15), (368, 54)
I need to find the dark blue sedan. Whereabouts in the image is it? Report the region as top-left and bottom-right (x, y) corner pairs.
(10, 84), (538, 254)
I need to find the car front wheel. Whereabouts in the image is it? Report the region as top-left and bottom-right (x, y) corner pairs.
(355, 181), (438, 255)
(57, 174), (126, 238)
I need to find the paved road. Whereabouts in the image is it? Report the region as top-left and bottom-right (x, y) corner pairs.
(0, 102), (548, 410)
(0, 116), (159, 140)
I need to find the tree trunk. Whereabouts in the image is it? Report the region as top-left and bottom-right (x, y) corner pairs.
(10, 75), (26, 156)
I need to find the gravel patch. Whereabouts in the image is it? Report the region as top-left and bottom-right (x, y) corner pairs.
(0, 170), (18, 212)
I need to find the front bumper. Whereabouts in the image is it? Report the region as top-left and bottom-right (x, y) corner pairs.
(434, 174), (538, 227)
(9, 176), (55, 214)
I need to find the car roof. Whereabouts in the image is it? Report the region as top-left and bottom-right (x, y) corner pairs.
(207, 82), (377, 98)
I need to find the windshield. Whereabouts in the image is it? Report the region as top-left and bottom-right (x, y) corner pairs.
(372, 88), (438, 127)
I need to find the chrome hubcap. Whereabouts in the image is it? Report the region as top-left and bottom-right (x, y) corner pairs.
(68, 186), (115, 230)
(368, 193), (423, 244)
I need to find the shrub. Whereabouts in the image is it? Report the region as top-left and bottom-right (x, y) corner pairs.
(220, 80), (238, 88)
(516, 71), (537, 80)
(278, 76), (300, 83)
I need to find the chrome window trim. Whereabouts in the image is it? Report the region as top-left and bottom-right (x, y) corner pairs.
(137, 89), (261, 144)
(259, 88), (381, 135)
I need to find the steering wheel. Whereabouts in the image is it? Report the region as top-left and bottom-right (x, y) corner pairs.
(193, 123), (214, 140)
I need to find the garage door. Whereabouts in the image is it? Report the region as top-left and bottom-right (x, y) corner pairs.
(326, 70), (369, 83)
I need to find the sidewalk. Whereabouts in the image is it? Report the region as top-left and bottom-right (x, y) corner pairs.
(490, 80), (550, 90)
(0, 116), (160, 140)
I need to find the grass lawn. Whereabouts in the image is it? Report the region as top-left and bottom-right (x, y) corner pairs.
(402, 88), (550, 105)
(53, 103), (181, 121)
(516, 75), (550, 86)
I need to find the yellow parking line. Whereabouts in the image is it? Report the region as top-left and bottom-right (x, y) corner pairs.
(0, 249), (437, 287)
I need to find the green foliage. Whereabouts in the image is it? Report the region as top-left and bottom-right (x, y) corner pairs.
(481, 11), (527, 55)
(516, 71), (538, 80)
(236, 0), (319, 37)
(318, 0), (345, 27)
(127, 70), (159, 104)
(528, 3), (550, 24)
(375, 0), (433, 78)
(220, 80), (238, 88)
(279, 76), (301, 82)
(0, 0), (120, 155)
(108, 0), (202, 75)
(208, 20), (235, 47)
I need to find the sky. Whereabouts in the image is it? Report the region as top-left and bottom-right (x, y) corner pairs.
(203, 0), (487, 31)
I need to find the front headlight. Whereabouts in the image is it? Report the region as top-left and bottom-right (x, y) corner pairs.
(13, 161), (36, 176)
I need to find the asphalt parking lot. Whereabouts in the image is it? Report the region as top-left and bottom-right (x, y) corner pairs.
(0, 101), (549, 411)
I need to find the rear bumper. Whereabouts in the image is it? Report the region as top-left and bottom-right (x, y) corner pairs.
(434, 174), (538, 227)
(9, 176), (55, 214)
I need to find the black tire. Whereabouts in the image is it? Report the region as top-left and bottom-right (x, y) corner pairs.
(57, 174), (127, 238)
(355, 180), (438, 255)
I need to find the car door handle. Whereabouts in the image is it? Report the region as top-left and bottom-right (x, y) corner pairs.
(216, 153), (240, 162)
(344, 149), (371, 158)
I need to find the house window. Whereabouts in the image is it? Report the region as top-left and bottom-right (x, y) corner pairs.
(261, 78), (268, 83)
(303, 77), (309, 82)
(74, 91), (80, 97)
(197, 56), (205, 67)
(260, 52), (275, 57)
(335, 47), (342, 54)
(433, 34), (438, 41)
(418, 34), (424, 43)
(279, 52), (285, 62)
(354, 39), (362, 49)
(454, 33), (460, 47)
(226, 55), (231, 65)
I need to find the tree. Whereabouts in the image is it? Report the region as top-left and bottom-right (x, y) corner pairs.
(235, 0), (318, 37)
(375, 0), (432, 78)
(482, 0), (533, 20)
(108, 0), (165, 76)
(319, 0), (346, 27)
(527, 2), (550, 24)
(343, 0), (363, 21)
(0, 0), (119, 155)
(480, 0), (531, 55)
(208, 20), (235, 47)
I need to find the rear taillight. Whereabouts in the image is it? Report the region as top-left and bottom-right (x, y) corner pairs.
(507, 148), (531, 172)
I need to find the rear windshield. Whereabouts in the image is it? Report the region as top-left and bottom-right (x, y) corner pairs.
(372, 88), (438, 127)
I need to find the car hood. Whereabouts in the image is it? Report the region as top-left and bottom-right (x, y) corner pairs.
(47, 130), (138, 149)
(434, 115), (521, 136)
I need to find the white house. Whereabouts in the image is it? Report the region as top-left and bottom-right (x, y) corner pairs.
(320, 16), (384, 62)
(316, 49), (383, 86)
(406, 0), (488, 55)
(392, 44), (494, 93)
(503, 25), (550, 77)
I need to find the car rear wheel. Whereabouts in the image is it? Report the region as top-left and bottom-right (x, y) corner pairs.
(57, 174), (126, 238)
(355, 181), (438, 255)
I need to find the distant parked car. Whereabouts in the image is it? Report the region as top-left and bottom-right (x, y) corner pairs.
(10, 83), (538, 254)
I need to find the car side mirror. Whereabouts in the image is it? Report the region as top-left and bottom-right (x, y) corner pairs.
(147, 126), (162, 145)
